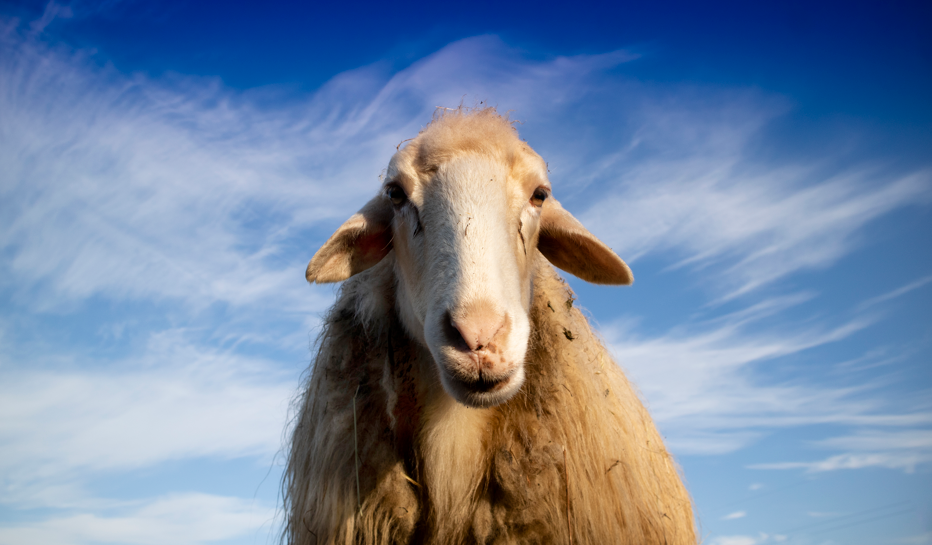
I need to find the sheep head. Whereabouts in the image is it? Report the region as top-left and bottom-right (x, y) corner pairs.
(306, 109), (632, 408)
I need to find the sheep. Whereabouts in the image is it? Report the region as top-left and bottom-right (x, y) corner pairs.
(284, 107), (695, 545)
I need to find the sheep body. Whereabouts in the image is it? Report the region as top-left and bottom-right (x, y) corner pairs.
(285, 257), (695, 544)
(285, 109), (695, 544)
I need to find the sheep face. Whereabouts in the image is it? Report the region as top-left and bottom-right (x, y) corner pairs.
(305, 111), (633, 408)
(381, 145), (547, 408)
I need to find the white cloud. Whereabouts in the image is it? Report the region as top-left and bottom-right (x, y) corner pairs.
(0, 23), (381, 312)
(0, 493), (274, 545)
(896, 532), (932, 544)
(604, 300), (932, 455)
(857, 274), (932, 310)
(710, 536), (760, 545)
(748, 429), (932, 473)
(750, 449), (931, 473)
(29, 1), (73, 33)
(723, 511), (747, 520)
(0, 329), (294, 508)
(750, 452), (926, 472)
(600, 291), (932, 460)
(710, 533), (780, 545)
(814, 429), (932, 451)
(582, 135), (931, 300)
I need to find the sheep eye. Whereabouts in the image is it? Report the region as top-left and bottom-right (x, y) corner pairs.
(387, 185), (407, 207)
(530, 188), (549, 208)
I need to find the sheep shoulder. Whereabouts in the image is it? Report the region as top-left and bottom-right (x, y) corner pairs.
(284, 257), (421, 545)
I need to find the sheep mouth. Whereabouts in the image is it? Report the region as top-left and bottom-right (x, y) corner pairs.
(451, 370), (514, 394)
(439, 365), (525, 408)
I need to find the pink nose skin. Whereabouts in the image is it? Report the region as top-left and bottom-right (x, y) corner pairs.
(450, 300), (507, 352)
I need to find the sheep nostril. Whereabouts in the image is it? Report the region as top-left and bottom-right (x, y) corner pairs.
(444, 311), (471, 351)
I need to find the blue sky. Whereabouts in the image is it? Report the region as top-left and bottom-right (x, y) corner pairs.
(0, 1), (930, 544)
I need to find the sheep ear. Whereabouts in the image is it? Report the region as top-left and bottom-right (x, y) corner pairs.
(538, 197), (633, 285)
(306, 196), (393, 283)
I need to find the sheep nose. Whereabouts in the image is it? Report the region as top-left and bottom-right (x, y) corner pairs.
(449, 300), (507, 351)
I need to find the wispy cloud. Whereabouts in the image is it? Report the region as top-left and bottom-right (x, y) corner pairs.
(0, 493), (273, 545)
(722, 511), (747, 520)
(710, 535), (760, 545)
(751, 453), (930, 472)
(815, 429), (932, 451)
(857, 274), (932, 310)
(28, 1), (73, 33)
(0, 329), (293, 508)
(581, 128), (932, 300)
(896, 532), (932, 544)
(1, 23), (374, 311)
(749, 430), (932, 473)
(604, 296), (932, 458)
(710, 533), (786, 545)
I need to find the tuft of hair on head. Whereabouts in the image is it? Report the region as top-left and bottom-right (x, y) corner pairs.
(426, 104), (516, 133)
(403, 105), (527, 170)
